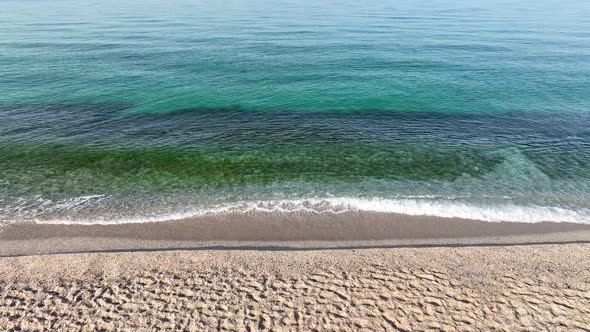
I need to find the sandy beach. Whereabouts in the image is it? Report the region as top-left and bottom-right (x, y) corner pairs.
(1, 214), (590, 331)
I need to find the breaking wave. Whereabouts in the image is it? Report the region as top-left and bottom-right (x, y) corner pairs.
(11, 196), (589, 225)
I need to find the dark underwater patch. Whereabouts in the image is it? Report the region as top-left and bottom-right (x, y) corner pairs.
(1, 103), (589, 186)
(0, 142), (504, 197)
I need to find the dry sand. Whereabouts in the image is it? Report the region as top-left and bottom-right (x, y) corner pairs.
(1, 214), (590, 331)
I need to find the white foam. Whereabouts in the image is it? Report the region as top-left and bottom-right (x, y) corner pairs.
(29, 197), (590, 225)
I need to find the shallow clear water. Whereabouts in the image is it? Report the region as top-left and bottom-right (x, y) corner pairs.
(1, 0), (590, 224)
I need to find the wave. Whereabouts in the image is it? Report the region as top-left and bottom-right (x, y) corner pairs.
(22, 197), (590, 225)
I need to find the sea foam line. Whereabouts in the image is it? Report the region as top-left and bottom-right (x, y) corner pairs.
(30, 197), (590, 225)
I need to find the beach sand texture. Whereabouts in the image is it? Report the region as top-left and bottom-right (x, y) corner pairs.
(1, 240), (589, 331)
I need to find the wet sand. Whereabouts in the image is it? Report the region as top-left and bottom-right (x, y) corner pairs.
(1, 213), (590, 330)
(2, 212), (590, 256)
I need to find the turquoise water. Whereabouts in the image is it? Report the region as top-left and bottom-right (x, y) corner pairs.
(1, 0), (590, 224)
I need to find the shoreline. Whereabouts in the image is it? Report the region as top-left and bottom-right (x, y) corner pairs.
(2, 212), (590, 257)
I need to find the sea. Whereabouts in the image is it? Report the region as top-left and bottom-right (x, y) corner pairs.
(1, 0), (590, 226)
